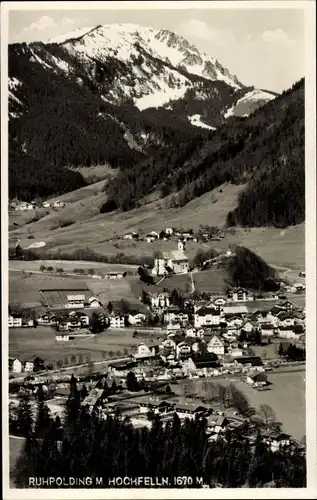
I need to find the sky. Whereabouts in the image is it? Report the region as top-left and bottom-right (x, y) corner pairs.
(8, 7), (305, 92)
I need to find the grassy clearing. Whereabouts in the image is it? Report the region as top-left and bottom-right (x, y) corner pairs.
(10, 181), (304, 269)
(9, 327), (163, 367)
(9, 260), (137, 273)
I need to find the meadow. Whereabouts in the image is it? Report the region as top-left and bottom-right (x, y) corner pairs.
(9, 326), (163, 368)
(9, 181), (305, 270)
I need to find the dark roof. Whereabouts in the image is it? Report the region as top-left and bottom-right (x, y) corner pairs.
(247, 372), (267, 382)
(234, 356), (262, 365)
(196, 308), (220, 316)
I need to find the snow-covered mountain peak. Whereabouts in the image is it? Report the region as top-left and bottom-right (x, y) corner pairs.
(46, 23), (242, 90)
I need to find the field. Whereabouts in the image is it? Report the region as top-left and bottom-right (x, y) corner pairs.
(174, 368), (305, 440)
(9, 181), (305, 270)
(9, 326), (163, 367)
(9, 270), (146, 311)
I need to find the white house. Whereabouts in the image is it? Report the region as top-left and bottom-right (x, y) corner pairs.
(262, 432), (291, 452)
(277, 326), (301, 340)
(9, 358), (22, 373)
(277, 313), (296, 327)
(241, 320), (256, 333)
(256, 312), (279, 327)
(260, 324), (276, 337)
(194, 308), (221, 328)
(229, 347), (243, 357)
(227, 288), (251, 302)
(8, 315), (22, 328)
(246, 372), (268, 387)
(66, 294), (85, 309)
(212, 297), (227, 306)
(164, 309), (189, 325)
(165, 227), (174, 235)
(133, 343), (156, 359)
(88, 297), (102, 308)
(152, 241), (189, 276)
(24, 361), (34, 372)
(149, 293), (170, 309)
(42, 201), (51, 208)
(110, 316), (125, 328)
(78, 314), (90, 326)
(124, 233), (134, 239)
(176, 341), (192, 359)
(128, 313), (146, 326)
(207, 336), (225, 356)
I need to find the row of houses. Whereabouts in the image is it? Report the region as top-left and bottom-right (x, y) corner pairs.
(11, 200), (66, 211)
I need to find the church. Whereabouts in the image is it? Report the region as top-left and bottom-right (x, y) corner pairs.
(152, 241), (189, 276)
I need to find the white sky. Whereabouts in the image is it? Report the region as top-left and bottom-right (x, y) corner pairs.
(8, 8), (305, 92)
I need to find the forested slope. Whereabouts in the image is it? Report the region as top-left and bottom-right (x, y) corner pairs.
(106, 79), (304, 228)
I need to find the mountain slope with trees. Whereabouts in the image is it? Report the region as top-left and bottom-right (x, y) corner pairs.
(106, 79), (304, 228)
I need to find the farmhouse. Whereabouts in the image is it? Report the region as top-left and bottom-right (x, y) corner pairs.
(227, 288), (252, 303)
(164, 308), (189, 325)
(259, 323), (276, 337)
(176, 341), (191, 359)
(246, 371), (268, 387)
(277, 326), (303, 340)
(233, 356), (262, 367)
(110, 315), (125, 328)
(9, 358), (23, 373)
(149, 292), (170, 309)
(124, 232), (138, 240)
(262, 432), (291, 452)
(165, 227), (174, 235)
(8, 314), (22, 328)
(88, 297), (102, 308)
(207, 336), (225, 356)
(152, 241), (189, 276)
(133, 343), (156, 360)
(128, 312), (146, 325)
(222, 305), (249, 317)
(194, 307), (222, 328)
(82, 389), (106, 411)
(66, 294), (85, 309)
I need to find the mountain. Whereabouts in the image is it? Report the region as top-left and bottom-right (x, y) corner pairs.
(106, 78), (305, 228)
(8, 23), (277, 201)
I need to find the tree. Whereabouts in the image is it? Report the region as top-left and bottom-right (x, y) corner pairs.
(35, 401), (52, 437)
(126, 371), (139, 392)
(91, 312), (106, 333)
(218, 384), (228, 409)
(16, 395), (33, 437)
(258, 404), (276, 429)
(107, 301), (113, 315)
(13, 436), (41, 487)
(33, 356), (45, 372)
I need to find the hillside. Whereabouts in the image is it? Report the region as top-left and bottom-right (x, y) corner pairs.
(8, 23), (276, 201)
(107, 78), (304, 228)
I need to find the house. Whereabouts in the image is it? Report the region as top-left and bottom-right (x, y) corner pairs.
(124, 233), (134, 239)
(133, 343), (156, 360)
(165, 228), (174, 235)
(42, 201), (51, 208)
(164, 308), (189, 325)
(173, 401), (208, 419)
(88, 297), (102, 308)
(152, 241), (189, 276)
(78, 314), (90, 327)
(8, 315), (22, 328)
(9, 358), (22, 373)
(241, 320), (257, 333)
(167, 321), (181, 332)
(194, 307), (222, 328)
(255, 311), (279, 327)
(82, 388), (106, 410)
(104, 272), (126, 279)
(260, 323), (276, 337)
(277, 312), (297, 327)
(262, 431), (291, 452)
(128, 313), (146, 326)
(110, 316), (125, 328)
(149, 292), (170, 309)
(246, 371), (268, 387)
(227, 288), (252, 303)
(53, 200), (66, 208)
(207, 336), (225, 356)
(24, 361), (34, 372)
(208, 416), (229, 434)
(212, 297), (227, 306)
(290, 283), (305, 293)
(189, 354), (220, 372)
(176, 341), (192, 359)
(66, 294), (85, 309)
(222, 305), (249, 317)
(146, 236), (155, 243)
(233, 356), (262, 367)
(277, 326), (302, 340)
(228, 347), (243, 357)
(66, 319), (82, 331)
